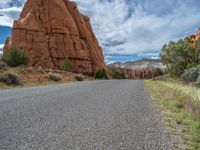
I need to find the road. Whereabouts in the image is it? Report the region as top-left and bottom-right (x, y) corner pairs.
(0, 80), (171, 150)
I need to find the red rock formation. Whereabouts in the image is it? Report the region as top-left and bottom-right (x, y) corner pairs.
(188, 28), (200, 42)
(108, 59), (167, 79)
(117, 68), (154, 79)
(3, 0), (106, 75)
(110, 66), (168, 79)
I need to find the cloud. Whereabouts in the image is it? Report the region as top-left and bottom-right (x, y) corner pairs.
(0, 7), (22, 19)
(0, 44), (4, 54)
(0, 0), (23, 27)
(102, 38), (127, 47)
(75, 0), (200, 55)
(0, 44), (4, 49)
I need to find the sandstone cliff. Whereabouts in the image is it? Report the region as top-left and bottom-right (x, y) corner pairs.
(108, 59), (167, 79)
(3, 0), (106, 75)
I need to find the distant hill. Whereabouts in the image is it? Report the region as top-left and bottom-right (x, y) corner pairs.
(108, 59), (167, 79)
(108, 59), (166, 70)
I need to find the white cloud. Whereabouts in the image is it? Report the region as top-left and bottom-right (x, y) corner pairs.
(0, 44), (4, 54)
(137, 52), (159, 57)
(74, 0), (200, 55)
(0, 7), (22, 19)
(0, 0), (23, 27)
(0, 44), (4, 49)
(0, 15), (15, 27)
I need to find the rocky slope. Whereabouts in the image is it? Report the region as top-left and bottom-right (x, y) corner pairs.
(3, 0), (106, 75)
(108, 59), (167, 79)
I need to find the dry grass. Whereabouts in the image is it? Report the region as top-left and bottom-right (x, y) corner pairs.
(0, 66), (93, 89)
(145, 80), (200, 150)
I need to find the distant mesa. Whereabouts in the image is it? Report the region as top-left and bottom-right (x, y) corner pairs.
(108, 59), (167, 79)
(3, 0), (106, 75)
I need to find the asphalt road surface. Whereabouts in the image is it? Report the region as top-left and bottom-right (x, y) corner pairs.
(0, 80), (171, 150)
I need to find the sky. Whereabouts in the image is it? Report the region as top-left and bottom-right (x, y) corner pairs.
(0, 0), (200, 63)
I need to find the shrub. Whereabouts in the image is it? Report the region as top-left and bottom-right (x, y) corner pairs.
(181, 65), (200, 82)
(75, 75), (84, 81)
(110, 69), (126, 79)
(195, 76), (200, 88)
(0, 62), (8, 70)
(61, 58), (72, 71)
(2, 45), (29, 67)
(0, 54), (3, 61)
(160, 39), (198, 77)
(94, 69), (108, 79)
(49, 74), (62, 82)
(0, 73), (22, 86)
(153, 68), (163, 77)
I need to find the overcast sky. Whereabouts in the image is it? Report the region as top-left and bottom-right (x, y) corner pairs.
(1, 0), (200, 63)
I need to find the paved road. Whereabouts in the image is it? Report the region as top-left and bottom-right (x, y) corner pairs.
(0, 80), (171, 150)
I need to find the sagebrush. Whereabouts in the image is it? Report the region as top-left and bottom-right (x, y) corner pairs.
(2, 45), (29, 67)
(61, 58), (72, 71)
(94, 69), (108, 79)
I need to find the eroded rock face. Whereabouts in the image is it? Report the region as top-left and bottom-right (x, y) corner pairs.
(3, 0), (106, 75)
(108, 59), (167, 79)
(188, 28), (200, 42)
(115, 68), (167, 79)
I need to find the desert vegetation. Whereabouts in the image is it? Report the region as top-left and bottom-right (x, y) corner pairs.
(1, 45), (29, 67)
(146, 37), (200, 150)
(49, 73), (62, 82)
(74, 75), (84, 81)
(109, 68), (126, 79)
(145, 80), (200, 150)
(60, 58), (73, 71)
(0, 72), (22, 86)
(94, 69), (108, 79)
(160, 38), (200, 83)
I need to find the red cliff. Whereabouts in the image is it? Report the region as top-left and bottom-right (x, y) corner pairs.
(108, 59), (167, 79)
(3, 0), (106, 75)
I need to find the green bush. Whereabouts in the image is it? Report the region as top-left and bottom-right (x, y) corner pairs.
(49, 74), (62, 82)
(195, 76), (200, 88)
(2, 45), (29, 67)
(181, 65), (200, 82)
(61, 58), (72, 71)
(0, 54), (3, 61)
(153, 68), (163, 77)
(75, 75), (84, 81)
(0, 73), (22, 86)
(160, 39), (198, 77)
(0, 62), (8, 70)
(110, 69), (126, 79)
(94, 69), (108, 79)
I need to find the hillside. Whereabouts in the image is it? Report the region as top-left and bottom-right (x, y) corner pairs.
(108, 59), (167, 79)
(108, 59), (166, 70)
